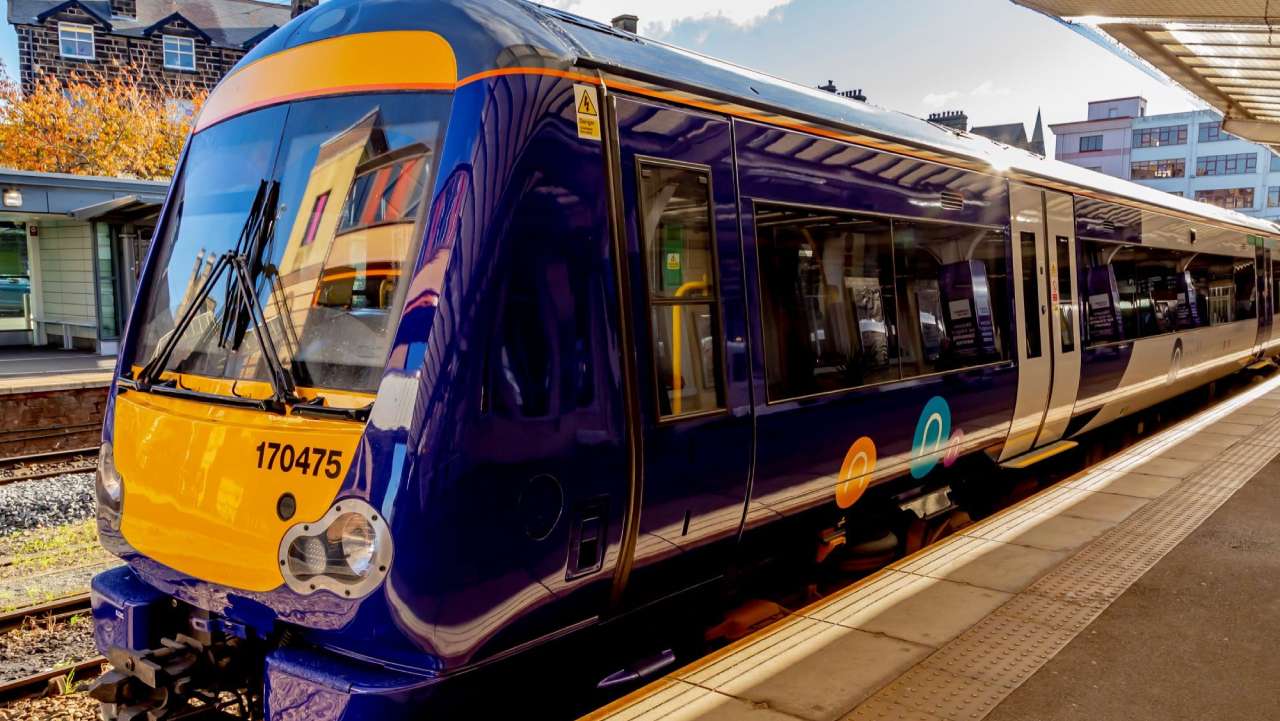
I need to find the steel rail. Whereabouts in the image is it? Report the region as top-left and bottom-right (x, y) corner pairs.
(0, 656), (106, 704)
(0, 593), (92, 635)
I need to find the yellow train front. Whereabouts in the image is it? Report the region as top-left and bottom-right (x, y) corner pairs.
(89, 1), (1280, 719)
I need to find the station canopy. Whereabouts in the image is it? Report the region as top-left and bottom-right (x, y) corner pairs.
(1013, 0), (1280, 145)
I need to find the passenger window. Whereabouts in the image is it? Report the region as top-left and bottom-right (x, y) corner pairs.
(639, 163), (724, 418)
(1055, 236), (1076, 353)
(894, 220), (1010, 377)
(755, 205), (899, 399)
(1019, 232), (1043, 358)
(1235, 260), (1258, 320)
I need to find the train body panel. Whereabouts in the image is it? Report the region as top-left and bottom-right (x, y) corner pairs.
(88, 1), (1280, 718)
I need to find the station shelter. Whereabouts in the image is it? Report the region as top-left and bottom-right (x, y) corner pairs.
(0, 168), (166, 355)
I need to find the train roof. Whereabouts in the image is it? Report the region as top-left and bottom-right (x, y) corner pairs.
(248, 0), (1280, 237)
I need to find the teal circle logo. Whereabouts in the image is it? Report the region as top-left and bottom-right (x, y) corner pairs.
(911, 396), (952, 479)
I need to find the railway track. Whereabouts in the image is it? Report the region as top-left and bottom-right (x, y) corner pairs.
(0, 447), (98, 486)
(0, 593), (102, 703)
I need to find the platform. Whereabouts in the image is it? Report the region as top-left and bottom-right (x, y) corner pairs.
(0, 348), (114, 395)
(585, 374), (1280, 721)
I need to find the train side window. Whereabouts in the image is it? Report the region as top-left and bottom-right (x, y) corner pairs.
(1019, 232), (1043, 358)
(1235, 259), (1258, 320)
(1132, 247), (1185, 336)
(1189, 253), (1240, 325)
(755, 204), (899, 399)
(894, 220), (1010, 377)
(1055, 236), (1076, 352)
(638, 163), (724, 418)
(1081, 241), (1136, 345)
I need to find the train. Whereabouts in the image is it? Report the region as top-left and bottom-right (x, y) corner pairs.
(88, 0), (1280, 718)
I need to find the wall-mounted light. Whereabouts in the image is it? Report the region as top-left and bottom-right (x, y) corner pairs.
(1, 189), (21, 208)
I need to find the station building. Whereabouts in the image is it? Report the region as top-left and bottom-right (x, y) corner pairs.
(0, 169), (166, 354)
(1052, 96), (1280, 219)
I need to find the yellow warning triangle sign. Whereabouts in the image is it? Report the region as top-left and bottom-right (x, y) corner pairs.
(577, 91), (598, 117)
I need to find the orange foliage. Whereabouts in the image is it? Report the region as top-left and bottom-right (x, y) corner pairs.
(0, 62), (205, 180)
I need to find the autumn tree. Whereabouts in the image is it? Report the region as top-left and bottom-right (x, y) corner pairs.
(0, 61), (205, 180)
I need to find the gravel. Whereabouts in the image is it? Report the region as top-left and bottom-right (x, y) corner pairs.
(0, 693), (99, 721)
(0, 474), (96, 537)
(0, 616), (97, 686)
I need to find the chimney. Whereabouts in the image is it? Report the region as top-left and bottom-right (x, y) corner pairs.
(110, 0), (136, 18)
(928, 110), (969, 133)
(291, 0), (319, 18)
(611, 14), (638, 33)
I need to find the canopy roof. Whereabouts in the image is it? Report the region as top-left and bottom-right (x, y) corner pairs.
(1012, 0), (1280, 144)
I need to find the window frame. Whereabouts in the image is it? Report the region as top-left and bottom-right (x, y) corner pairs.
(1079, 238), (1255, 350)
(1130, 158), (1186, 180)
(1133, 125), (1187, 149)
(57, 22), (95, 60)
(1194, 187), (1255, 209)
(1198, 121), (1229, 143)
(750, 198), (1013, 406)
(634, 156), (730, 423)
(1079, 135), (1104, 153)
(162, 34), (196, 71)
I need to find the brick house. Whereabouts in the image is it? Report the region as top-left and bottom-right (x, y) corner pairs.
(6, 0), (319, 99)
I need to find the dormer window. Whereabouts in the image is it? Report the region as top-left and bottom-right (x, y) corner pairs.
(58, 23), (95, 60)
(163, 35), (196, 71)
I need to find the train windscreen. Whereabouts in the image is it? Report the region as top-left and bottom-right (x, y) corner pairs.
(131, 93), (450, 394)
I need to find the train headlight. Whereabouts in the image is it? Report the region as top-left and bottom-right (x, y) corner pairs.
(96, 441), (123, 510)
(278, 498), (391, 599)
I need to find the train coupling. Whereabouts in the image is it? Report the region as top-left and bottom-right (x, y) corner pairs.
(89, 631), (259, 720)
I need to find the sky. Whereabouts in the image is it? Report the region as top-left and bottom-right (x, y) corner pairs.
(0, 0), (1202, 155)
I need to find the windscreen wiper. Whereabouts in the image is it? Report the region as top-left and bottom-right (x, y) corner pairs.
(134, 180), (270, 388)
(132, 181), (300, 412)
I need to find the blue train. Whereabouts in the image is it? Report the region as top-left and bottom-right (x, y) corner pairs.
(89, 1), (1280, 718)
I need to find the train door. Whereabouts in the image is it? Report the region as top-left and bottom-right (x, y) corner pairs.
(608, 96), (753, 605)
(1001, 184), (1082, 463)
(1255, 245), (1273, 355)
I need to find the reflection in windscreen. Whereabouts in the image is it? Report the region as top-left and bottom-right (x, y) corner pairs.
(133, 94), (447, 393)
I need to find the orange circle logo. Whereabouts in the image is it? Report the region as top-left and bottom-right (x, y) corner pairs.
(836, 436), (877, 509)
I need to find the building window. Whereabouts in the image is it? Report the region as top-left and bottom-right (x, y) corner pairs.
(1269, 187), (1280, 208)
(302, 192), (330, 246)
(1195, 187), (1254, 209)
(1131, 158), (1186, 179)
(1196, 153), (1257, 176)
(1169, 191), (1184, 197)
(58, 23), (95, 60)
(163, 35), (196, 71)
(1133, 125), (1187, 148)
(1080, 135), (1103, 152)
(1198, 121), (1230, 142)
(1271, 153), (1280, 172)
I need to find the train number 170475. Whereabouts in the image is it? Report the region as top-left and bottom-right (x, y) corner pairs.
(254, 442), (344, 479)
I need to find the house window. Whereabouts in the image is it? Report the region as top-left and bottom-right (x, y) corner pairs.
(1198, 121), (1230, 142)
(1196, 153), (1257, 176)
(58, 23), (95, 60)
(163, 35), (196, 71)
(1131, 159), (1186, 179)
(1268, 187), (1280, 208)
(302, 192), (330, 246)
(1195, 187), (1254, 209)
(1080, 135), (1103, 152)
(1133, 125), (1187, 148)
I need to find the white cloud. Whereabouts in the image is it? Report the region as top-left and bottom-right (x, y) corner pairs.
(539, 0), (794, 30)
(922, 91), (962, 108)
(970, 80), (1012, 98)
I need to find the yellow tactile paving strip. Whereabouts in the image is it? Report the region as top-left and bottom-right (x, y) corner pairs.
(585, 375), (1280, 721)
